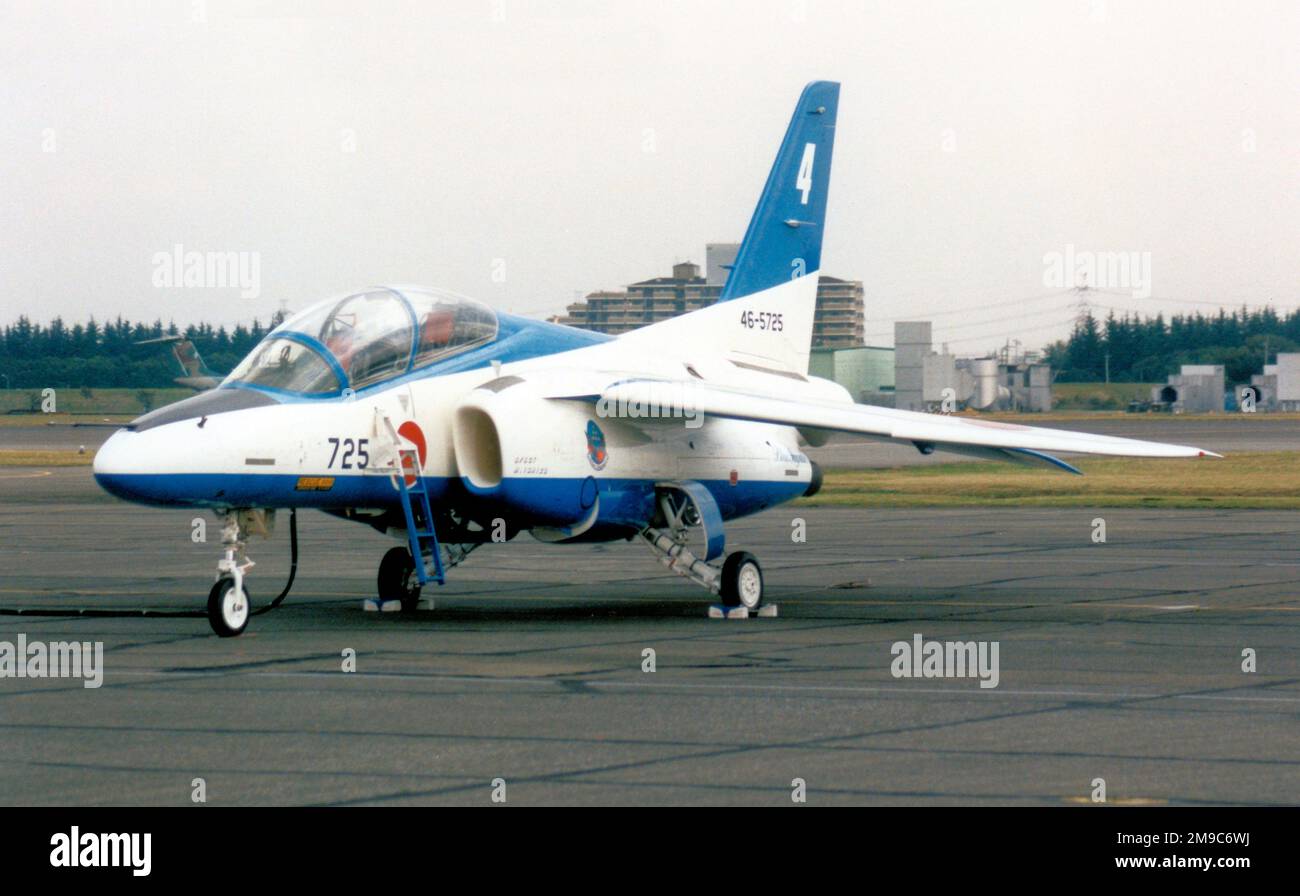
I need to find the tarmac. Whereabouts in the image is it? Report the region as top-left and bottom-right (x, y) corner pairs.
(0, 461), (1296, 805)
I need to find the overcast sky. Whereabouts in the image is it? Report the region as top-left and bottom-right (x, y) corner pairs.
(1, 0), (1296, 354)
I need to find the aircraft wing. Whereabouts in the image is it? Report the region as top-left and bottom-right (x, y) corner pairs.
(562, 378), (1221, 471)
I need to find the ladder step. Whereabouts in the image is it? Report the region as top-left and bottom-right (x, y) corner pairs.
(385, 414), (447, 587)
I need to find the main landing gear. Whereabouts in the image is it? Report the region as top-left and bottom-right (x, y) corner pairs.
(720, 551), (764, 611)
(377, 546), (421, 613)
(640, 485), (774, 617)
(371, 541), (480, 614)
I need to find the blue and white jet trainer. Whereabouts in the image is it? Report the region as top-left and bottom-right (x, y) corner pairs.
(94, 82), (1218, 636)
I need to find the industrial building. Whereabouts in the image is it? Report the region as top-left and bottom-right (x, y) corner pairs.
(557, 243), (866, 349)
(1152, 365), (1226, 413)
(893, 322), (1052, 412)
(1246, 353), (1300, 411)
(995, 354), (1054, 413)
(809, 345), (895, 404)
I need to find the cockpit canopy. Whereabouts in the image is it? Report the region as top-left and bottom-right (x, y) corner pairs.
(224, 287), (498, 396)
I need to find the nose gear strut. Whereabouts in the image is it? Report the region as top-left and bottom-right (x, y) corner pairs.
(207, 507), (296, 636)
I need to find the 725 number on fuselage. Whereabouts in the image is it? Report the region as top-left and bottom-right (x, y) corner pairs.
(327, 437), (370, 470)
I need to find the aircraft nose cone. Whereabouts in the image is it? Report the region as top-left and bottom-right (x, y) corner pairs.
(93, 388), (283, 506)
(92, 429), (144, 500)
(92, 428), (126, 475)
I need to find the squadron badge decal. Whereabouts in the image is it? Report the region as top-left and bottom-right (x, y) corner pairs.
(586, 420), (608, 471)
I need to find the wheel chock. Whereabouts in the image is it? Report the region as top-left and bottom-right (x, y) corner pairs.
(707, 604), (779, 619)
(708, 605), (748, 619)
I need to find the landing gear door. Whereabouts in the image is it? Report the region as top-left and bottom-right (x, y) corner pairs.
(656, 480), (726, 562)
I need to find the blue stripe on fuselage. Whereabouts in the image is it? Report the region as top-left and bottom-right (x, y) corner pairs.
(92, 470), (806, 524)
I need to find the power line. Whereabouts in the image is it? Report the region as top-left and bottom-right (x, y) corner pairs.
(939, 316), (1080, 346)
(867, 289), (1075, 320)
(863, 304), (1083, 341)
(1070, 286), (1300, 311)
(864, 291), (1300, 345)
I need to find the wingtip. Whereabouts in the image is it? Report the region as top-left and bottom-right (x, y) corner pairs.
(1198, 450), (1224, 459)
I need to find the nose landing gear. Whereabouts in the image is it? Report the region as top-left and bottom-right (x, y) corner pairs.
(207, 577), (251, 637)
(206, 511), (258, 637)
(205, 508), (295, 637)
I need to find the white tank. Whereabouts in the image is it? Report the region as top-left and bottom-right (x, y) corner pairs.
(968, 358), (1006, 410)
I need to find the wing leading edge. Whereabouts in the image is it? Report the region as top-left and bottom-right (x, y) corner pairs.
(573, 379), (1221, 467)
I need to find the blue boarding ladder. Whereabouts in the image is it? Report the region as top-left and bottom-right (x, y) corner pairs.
(378, 412), (445, 587)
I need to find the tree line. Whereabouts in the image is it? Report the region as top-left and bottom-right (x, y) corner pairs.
(1, 306), (1296, 391)
(0, 314), (285, 389)
(1043, 307), (1299, 384)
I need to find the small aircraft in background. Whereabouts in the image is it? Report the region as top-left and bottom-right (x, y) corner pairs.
(94, 81), (1219, 637)
(136, 334), (223, 390)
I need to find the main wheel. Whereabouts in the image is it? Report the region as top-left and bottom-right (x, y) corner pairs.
(378, 546), (421, 613)
(720, 551), (763, 610)
(207, 577), (250, 637)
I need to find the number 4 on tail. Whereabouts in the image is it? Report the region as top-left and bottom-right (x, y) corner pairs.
(796, 142), (816, 205)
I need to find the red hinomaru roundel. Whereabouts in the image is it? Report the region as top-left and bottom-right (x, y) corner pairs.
(398, 420), (427, 486)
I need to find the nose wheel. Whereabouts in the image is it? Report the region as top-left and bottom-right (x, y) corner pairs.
(204, 508), (283, 637)
(207, 577), (251, 637)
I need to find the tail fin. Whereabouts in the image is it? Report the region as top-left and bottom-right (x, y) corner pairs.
(172, 339), (214, 378)
(626, 81), (840, 374)
(721, 80), (840, 302)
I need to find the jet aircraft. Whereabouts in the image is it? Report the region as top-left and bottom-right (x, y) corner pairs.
(93, 82), (1217, 636)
